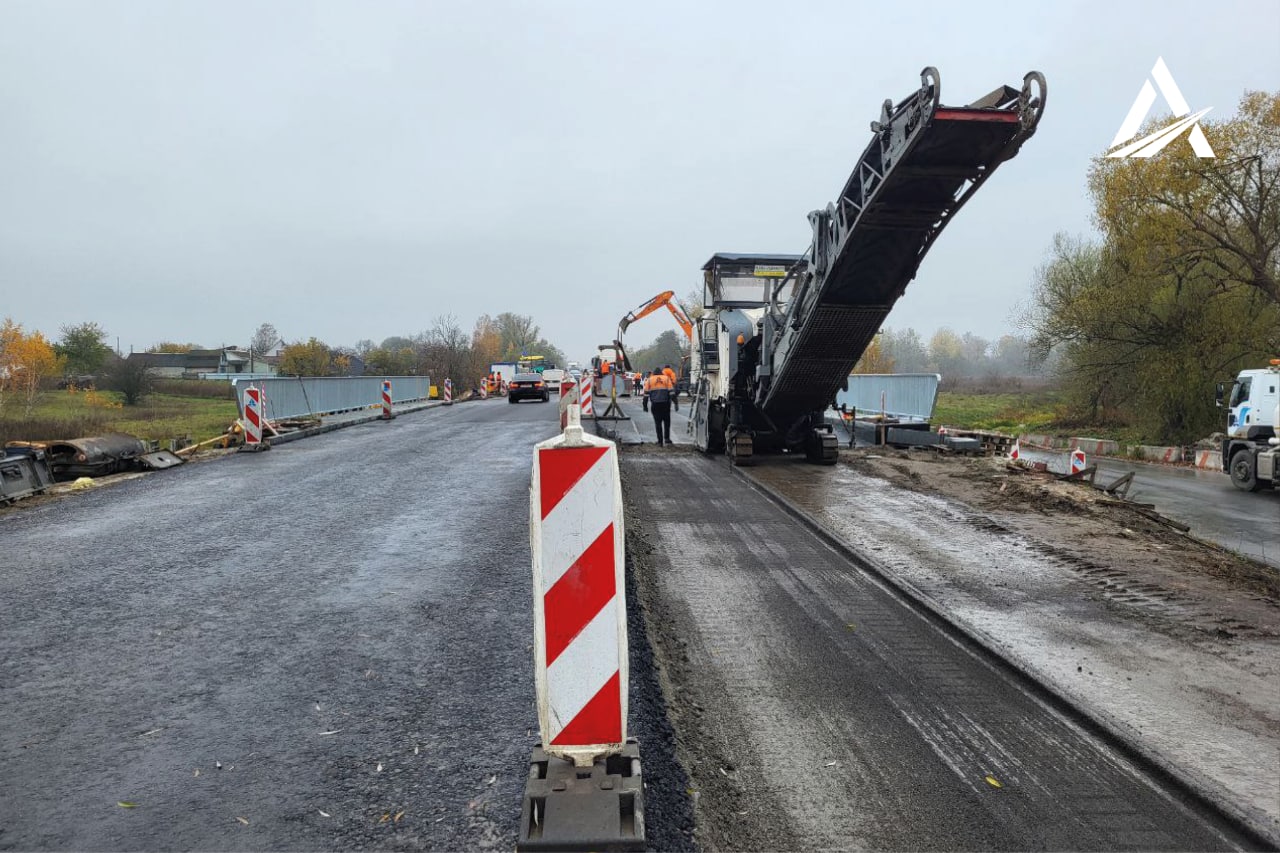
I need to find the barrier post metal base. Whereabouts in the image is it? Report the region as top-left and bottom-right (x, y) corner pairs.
(518, 739), (644, 852)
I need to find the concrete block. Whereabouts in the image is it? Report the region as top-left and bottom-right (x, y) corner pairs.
(1070, 437), (1120, 456)
(1130, 445), (1183, 463)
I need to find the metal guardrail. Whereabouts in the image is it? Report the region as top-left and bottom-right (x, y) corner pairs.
(834, 373), (941, 421)
(232, 376), (432, 422)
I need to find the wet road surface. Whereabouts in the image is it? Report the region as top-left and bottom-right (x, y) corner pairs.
(0, 400), (562, 850)
(1093, 459), (1279, 569)
(623, 449), (1259, 851)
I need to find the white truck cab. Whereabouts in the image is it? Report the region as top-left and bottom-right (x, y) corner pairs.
(1219, 361), (1280, 491)
(1224, 364), (1280, 439)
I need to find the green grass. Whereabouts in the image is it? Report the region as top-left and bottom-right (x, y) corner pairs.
(0, 388), (239, 447)
(933, 390), (1063, 434)
(934, 389), (1156, 444)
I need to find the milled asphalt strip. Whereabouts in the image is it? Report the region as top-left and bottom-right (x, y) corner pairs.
(728, 460), (1277, 849)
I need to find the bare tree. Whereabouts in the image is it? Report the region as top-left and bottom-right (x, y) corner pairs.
(250, 323), (280, 355)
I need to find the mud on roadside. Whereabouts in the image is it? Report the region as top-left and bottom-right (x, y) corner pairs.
(840, 448), (1279, 604)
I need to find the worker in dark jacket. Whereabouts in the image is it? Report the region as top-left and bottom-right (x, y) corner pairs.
(644, 368), (675, 445)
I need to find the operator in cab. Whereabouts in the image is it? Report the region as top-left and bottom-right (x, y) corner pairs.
(644, 367), (675, 446)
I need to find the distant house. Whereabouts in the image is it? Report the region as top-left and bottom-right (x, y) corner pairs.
(125, 352), (188, 378)
(184, 350), (225, 377)
(124, 347), (278, 380)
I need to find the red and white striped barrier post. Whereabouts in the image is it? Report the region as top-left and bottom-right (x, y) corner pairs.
(381, 379), (394, 420)
(1009, 441), (1088, 476)
(443, 378), (453, 406)
(479, 379), (489, 400)
(558, 374), (577, 431)
(521, 392), (644, 849)
(239, 385), (268, 452)
(579, 372), (594, 417)
(530, 404), (627, 764)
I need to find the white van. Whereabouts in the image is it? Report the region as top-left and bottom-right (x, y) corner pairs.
(541, 368), (566, 393)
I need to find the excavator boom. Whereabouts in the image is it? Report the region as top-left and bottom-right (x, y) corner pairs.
(618, 290), (694, 341)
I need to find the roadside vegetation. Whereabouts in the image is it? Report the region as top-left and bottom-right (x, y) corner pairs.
(1023, 91), (1279, 444)
(932, 386), (1158, 445)
(0, 384), (237, 448)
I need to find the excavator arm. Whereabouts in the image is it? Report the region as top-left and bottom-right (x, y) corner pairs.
(618, 291), (694, 341)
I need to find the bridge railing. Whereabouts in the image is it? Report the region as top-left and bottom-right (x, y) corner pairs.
(232, 376), (432, 422)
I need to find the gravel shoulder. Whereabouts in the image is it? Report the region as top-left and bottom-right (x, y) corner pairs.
(748, 447), (1280, 844)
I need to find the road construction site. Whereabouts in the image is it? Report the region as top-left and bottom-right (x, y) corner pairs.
(3, 62), (1276, 852)
(2, 396), (1276, 850)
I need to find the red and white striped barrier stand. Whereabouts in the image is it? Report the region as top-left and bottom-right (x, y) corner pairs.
(531, 399), (627, 762)
(238, 385), (269, 452)
(443, 378), (453, 406)
(521, 394), (643, 850)
(479, 380), (488, 400)
(558, 375), (577, 431)
(580, 373), (594, 417)
(381, 379), (395, 420)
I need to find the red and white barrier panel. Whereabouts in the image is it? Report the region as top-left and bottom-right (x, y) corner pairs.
(479, 380), (488, 400)
(239, 386), (268, 452)
(1010, 441), (1086, 475)
(580, 373), (594, 417)
(381, 379), (394, 420)
(529, 414), (627, 765)
(443, 378), (453, 405)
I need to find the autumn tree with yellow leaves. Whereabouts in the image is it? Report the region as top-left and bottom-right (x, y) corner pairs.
(278, 338), (335, 377)
(0, 318), (64, 417)
(1026, 91), (1280, 443)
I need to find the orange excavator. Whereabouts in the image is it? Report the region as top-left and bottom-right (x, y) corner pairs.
(617, 291), (694, 397)
(618, 290), (693, 342)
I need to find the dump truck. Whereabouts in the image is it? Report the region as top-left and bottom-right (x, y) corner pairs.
(1219, 360), (1280, 491)
(688, 66), (1047, 464)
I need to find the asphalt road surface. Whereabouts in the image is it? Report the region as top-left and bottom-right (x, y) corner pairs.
(1093, 459), (1279, 568)
(623, 449), (1259, 851)
(2, 399), (668, 850)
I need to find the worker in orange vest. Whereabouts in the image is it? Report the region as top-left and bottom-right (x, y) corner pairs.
(643, 368), (675, 446)
(662, 364), (678, 411)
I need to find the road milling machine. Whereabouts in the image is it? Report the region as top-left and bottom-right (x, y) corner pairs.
(689, 66), (1047, 464)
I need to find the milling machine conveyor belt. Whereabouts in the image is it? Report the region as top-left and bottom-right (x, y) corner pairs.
(762, 68), (1046, 421)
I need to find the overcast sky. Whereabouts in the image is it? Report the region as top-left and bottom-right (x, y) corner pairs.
(2, 0), (1276, 362)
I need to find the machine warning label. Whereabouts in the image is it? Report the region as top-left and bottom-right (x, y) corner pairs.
(753, 265), (788, 277)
